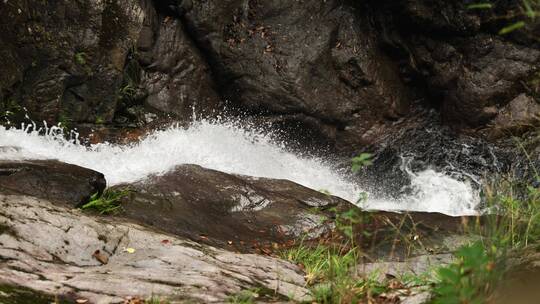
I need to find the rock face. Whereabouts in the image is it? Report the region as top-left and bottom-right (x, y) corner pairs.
(1, 0), (538, 151)
(115, 164), (352, 253)
(0, 160), (106, 205)
(0, 194), (310, 303)
(0, 0), (146, 125)
(373, 0), (540, 134)
(136, 5), (220, 120)
(170, 0), (410, 150)
(0, 0), (220, 129)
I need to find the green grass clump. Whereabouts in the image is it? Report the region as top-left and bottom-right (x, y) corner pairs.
(227, 289), (259, 304)
(281, 241), (387, 303)
(81, 188), (130, 214)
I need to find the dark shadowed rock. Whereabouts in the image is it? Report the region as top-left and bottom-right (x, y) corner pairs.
(170, 0), (410, 151)
(0, 160), (106, 205)
(486, 94), (540, 139)
(0, 0), (220, 130)
(373, 0), (540, 133)
(135, 5), (221, 119)
(117, 164), (353, 253)
(0, 0), (146, 126)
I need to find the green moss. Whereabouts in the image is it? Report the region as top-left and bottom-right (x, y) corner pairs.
(94, 115), (105, 124)
(74, 52), (87, 65)
(57, 112), (73, 131)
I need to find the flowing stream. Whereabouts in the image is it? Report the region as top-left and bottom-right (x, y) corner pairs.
(0, 119), (480, 216)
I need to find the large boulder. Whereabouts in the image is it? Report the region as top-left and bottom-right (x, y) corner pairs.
(0, 159), (106, 205)
(0, 194), (310, 303)
(0, 0), (221, 129)
(134, 5), (221, 120)
(373, 0), (540, 135)
(0, 0), (146, 125)
(163, 0), (411, 151)
(116, 164), (353, 253)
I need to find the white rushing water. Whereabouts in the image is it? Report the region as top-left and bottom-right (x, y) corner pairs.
(0, 120), (479, 216)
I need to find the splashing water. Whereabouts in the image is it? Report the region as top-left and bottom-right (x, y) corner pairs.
(0, 120), (479, 216)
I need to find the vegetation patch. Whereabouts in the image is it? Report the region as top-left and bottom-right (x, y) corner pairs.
(81, 188), (131, 215)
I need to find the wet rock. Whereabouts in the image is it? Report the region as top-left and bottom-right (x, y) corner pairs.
(416, 36), (539, 128)
(173, 0), (410, 151)
(0, 160), (105, 205)
(0, 0), (220, 130)
(116, 164), (353, 253)
(135, 5), (220, 119)
(361, 211), (477, 260)
(0, 194), (311, 303)
(355, 110), (512, 199)
(0, 0), (146, 126)
(373, 0), (540, 133)
(486, 94), (540, 139)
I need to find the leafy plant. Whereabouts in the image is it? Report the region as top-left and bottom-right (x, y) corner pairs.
(466, 0), (540, 35)
(227, 289), (259, 304)
(467, 3), (493, 10)
(74, 52), (87, 65)
(81, 188), (130, 214)
(351, 153), (372, 172)
(433, 242), (498, 304)
(144, 296), (170, 304)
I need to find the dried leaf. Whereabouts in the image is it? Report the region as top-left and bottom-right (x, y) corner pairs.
(92, 250), (108, 264)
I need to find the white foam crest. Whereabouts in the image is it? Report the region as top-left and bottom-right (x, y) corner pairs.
(0, 120), (479, 216)
(363, 169), (479, 216)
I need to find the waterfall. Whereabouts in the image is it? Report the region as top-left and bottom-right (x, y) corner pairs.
(0, 119), (479, 216)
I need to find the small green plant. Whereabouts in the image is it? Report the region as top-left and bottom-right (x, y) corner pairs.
(351, 153), (372, 172)
(466, 0), (540, 35)
(144, 296), (169, 304)
(433, 242), (498, 304)
(81, 188), (130, 214)
(74, 52), (87, 65)
(227, 289), (260, 304)
(144, 296), (170, 304)
(94, 115), (105, 124)
(467, 3), (493, 9)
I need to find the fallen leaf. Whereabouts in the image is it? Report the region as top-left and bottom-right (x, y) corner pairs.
(92, 250), (108, 265)
(124, 247), (136, 254)
(161, 239), (170, 244)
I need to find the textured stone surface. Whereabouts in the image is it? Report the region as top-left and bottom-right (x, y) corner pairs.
(0, 0), (146, 125)
(373, 0), (540, 134)
(136, 6), (220, 119)
(486, 94), (540, 139)
(1, 0), (538, 153)
(0, 194), (311, 303)
(117, 164), (352, 253)
(160, 0), (411, 150)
